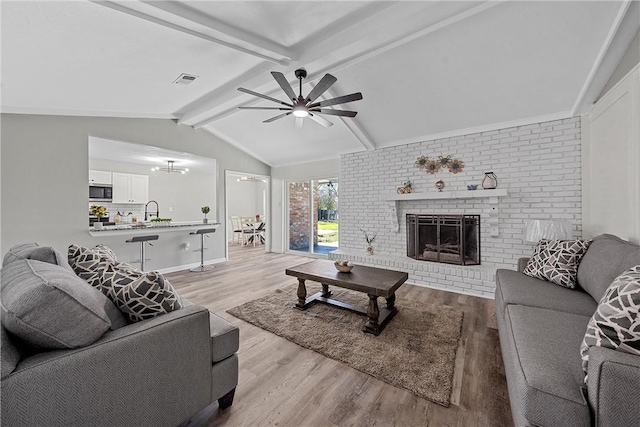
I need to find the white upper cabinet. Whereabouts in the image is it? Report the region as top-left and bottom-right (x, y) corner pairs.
(89, 170), (112, 185)
(112, 172), (149, 204)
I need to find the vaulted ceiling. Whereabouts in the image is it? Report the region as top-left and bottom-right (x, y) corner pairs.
(2, 1), (638, 167)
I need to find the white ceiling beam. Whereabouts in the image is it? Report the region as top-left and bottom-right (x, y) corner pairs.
(182, 1), (504, 128)
(141, 1), (294, 61)
(90, 1), (289, 65)
(321, 84), (375, 150)
(571, 0), (634, 115)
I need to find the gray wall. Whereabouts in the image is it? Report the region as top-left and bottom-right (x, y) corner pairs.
(1, 114), (270, 269)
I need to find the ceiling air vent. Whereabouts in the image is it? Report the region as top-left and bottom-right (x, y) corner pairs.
(173, 73), (198, 85)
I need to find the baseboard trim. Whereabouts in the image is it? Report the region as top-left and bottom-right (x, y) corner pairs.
(156, 257), (227, 274)
(405, 280), (494, 300)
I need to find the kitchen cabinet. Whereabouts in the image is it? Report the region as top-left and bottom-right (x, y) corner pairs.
(112, 172), (149, 204)
(89, 170), (112, 185)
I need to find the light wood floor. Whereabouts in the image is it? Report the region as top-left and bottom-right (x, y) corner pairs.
(167, 245), (513, 427)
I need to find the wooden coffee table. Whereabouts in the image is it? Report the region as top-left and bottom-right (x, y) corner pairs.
(285, 259), (408, 335)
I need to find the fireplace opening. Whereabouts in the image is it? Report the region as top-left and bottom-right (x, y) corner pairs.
(407, 214), (480, 265)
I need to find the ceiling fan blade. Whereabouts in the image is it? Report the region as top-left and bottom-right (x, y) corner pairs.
(308, 113), (333, 128)
(295, 117), (304, 129)
(239, 106), (291, 110)
(238, 87), (292, 107)
(263, 112), (292, 123)
(310, 109), (358, 118)
(308, 92), (363, 109)
(304, 73), (337, 104)
(271, 72), (297, 102)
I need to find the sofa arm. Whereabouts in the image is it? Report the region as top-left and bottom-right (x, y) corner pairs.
(517, 257), (530, 273)
(587, 346), (640, 427)
(1, 305), (214, 427)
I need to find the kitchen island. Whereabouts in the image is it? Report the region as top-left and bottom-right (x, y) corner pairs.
(87, 221), (223, 273)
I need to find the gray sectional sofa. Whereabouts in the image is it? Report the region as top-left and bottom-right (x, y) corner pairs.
(1, 244), (239, 427)
(495, 234), (640, 427)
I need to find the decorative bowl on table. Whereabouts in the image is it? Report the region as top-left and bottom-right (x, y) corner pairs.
(334, 260), (354, 273)
(466, 184), (478, 190)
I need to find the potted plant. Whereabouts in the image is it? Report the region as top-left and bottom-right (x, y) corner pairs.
(201, 206), (210, 224)
(90, 205), (107, 229)
(360, 228), (376, 255)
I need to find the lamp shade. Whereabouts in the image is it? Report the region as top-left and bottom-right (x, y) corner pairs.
(524, 220), (572, 243)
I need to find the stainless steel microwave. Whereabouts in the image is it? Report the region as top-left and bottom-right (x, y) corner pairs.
(89, 184), (113, 202)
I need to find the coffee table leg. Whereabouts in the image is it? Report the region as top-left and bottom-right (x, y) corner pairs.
(321, 283), (332, 298)
(296, 278), (307, 309)
(386, 293), (396, 310)
(363, 294), (381, 335)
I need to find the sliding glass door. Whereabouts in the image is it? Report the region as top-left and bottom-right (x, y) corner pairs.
(287, 178), (338, 256)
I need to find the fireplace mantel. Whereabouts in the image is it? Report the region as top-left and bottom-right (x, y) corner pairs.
(381, 189), (508, 235)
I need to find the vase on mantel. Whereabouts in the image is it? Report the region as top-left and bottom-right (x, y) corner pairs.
(366, 246), (374, 255)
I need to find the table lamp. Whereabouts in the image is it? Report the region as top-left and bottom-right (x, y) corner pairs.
(524, 219), (572, 243)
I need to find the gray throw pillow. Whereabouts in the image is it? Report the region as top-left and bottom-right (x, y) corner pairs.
(580, 265), (640, 382)
(0, 259), (113, 349)
(3, 243), (72, 271)
(523, 239), (592, 288)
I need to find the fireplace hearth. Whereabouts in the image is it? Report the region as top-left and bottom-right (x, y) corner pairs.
(407, 214), (480, 265)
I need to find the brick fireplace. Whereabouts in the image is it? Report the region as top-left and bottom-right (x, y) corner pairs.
(331, 116), (582, 297)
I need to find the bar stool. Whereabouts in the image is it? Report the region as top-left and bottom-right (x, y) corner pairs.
(190, 228), (217, 272)
(125, 234), (159, 272)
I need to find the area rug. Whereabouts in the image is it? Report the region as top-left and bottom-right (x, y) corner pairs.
(227, 282), (464, 407)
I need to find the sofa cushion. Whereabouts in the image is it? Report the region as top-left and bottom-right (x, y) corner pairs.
(3, 243), (72, 271)
(0, 259), (112, 349)
(504, 304), (591, 427)
(577, 234), (640, 301)
(209, 313), (240, 362)
(581, 265), (640, 380)
(96, 262), (183, 322)
(496, 269), (597, 317)
(1, 326), (21, 379)
(523, 239), (591, 288)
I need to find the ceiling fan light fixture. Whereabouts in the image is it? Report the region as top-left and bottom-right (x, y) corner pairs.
(292, 105), (309, 118)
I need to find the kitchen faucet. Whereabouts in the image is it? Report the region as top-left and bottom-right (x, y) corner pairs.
(144, 200), (159, 221)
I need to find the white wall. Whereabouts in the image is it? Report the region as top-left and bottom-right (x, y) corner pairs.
(582, 66), (640, 243)
(1, 114), (270, 270)
(270, 158), (341, 253)
(600, 30), (640, 98)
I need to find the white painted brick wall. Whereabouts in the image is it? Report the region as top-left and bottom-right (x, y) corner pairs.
(332, 117), (582, 297)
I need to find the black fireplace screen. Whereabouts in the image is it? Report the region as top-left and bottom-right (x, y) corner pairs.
(406, 214), (480, 265)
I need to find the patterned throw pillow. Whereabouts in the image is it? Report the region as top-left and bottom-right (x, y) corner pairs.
(68, 244), (182, 322)
(580, 265), (640, 381)
(523, 239), (592, 288)
(68, 244), (133, 290)
(96, 263), (183, 322)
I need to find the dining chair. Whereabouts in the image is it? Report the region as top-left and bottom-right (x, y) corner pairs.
(240, 216), (260, 247)
(230, 216), (243, 244)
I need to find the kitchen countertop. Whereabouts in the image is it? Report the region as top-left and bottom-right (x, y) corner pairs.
(88, 221), (220, 237)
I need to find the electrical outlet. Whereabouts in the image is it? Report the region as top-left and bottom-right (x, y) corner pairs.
(168, 207), (173, 212)
(184, 242), (190, 251)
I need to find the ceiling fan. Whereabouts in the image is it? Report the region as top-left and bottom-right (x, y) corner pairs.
(237, 69), (363, 128)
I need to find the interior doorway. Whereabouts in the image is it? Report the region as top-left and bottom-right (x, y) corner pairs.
(286, 178), (338, 257)
(225, 170), (270, 258)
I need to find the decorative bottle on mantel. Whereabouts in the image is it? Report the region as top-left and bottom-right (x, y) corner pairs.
(482, 172), (498, 189)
